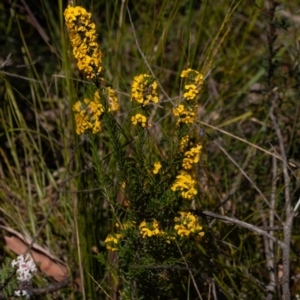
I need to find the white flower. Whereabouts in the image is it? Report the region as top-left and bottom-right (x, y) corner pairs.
(14, 290), (30, 299)
(11, 254), (37, 282)
(11, 254), (36, 298)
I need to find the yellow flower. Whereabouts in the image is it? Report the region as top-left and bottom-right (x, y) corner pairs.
(172, 105), (195, 125)
(180, 68), (204, 100)
(139, 219), (161, 238)
(153, 162), (162, 174)
(104, 233), (122, 251)
(171, 170), (197, 199)
(72, 95), (104, 135)
(181, 68), (204, 84)
(131, 113), (147, 127)
(195, 73), (204, 85)
(131, 74), (158, 106)
(74, 111), (91, 135)
(180, 68), (194, 78)
(174, 212), (204, 238)
(183, 84), (198, 100)
(64, 5), (103, 79)
(179, 135), (190, 152)
(182, 144), (202, 170)
(93, 88), (119, 112)
(107, 87), (119, 111)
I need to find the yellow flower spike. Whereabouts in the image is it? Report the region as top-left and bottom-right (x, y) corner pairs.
(179, 135), (190, 152)
(182, 144), (202, 170)
(64, 5), (103, 79)
(180, 68), (204, 100)
(72, 94), (105, 135)
(153, 162), (162, 174)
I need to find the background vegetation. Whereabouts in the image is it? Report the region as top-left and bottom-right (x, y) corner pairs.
(1, 0), (300, 299)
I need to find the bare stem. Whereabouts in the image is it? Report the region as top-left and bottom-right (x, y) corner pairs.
(269, 94), (292, 300)
(195, 210), (287, 250)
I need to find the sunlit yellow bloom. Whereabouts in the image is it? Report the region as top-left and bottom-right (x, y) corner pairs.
(171, 170), (197, 199)
(179, 135), (190, 152)
(174, 212), (204, 238)
(104, 233), (122, 251)
(64, 5), (103, 79)
(131, 74), (158, 106)
(172, 104), (195, 125)
(72, 95), (104, 135)
(131, 113), (147, 127)
(183, 84), (198, 100)
(180, 68), (193, 78)
(180, 68), (204, 99)
(181, 68), (204, 84)
(153, 162), (162, 174)
(182, 144), (202, 170)
(139, 219), (161, 238)
(195, 73), (204, 86)
(74, 111), (91, 135)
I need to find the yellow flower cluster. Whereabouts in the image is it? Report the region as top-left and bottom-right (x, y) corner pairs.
(181, 68), (204, 101)
(179, 135), (190, 152)
(131, 74), (159, 106)
(131, 113), (147, 127)
(172, 68), (204, 125)
(181, 68), (203, 84)
(153, 162), (162, 174)
(73, 97), (104, 135)
(73, 88), (119, 135)
(174, 212), (204, 238)
(172, 104), (195, 125)
(94, 88), (119, 112)
(64, 5), (102, 79)
(171, 170), (197, 199)
(182, 144), (202, 170)
(139, 219), (161, 238)
(183, 84), (198, 100)
(104, 233), (122, 251)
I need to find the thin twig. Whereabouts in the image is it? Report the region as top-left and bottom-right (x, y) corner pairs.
(200, 121), (298, 168)
(88, 273), (113, 300)
(269, 94), (292, 300)
(175, 240), (203, 300)
(0, 276), (71, 299)
(130, 264), (197, 272)
(0, 70), (42, 82)
(293, 197), (300, 213)
(265, 156), (277, 300)
(211, 139), (282, 222)
(126, 5), (174, 105)
(195, 210), (287, 249)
